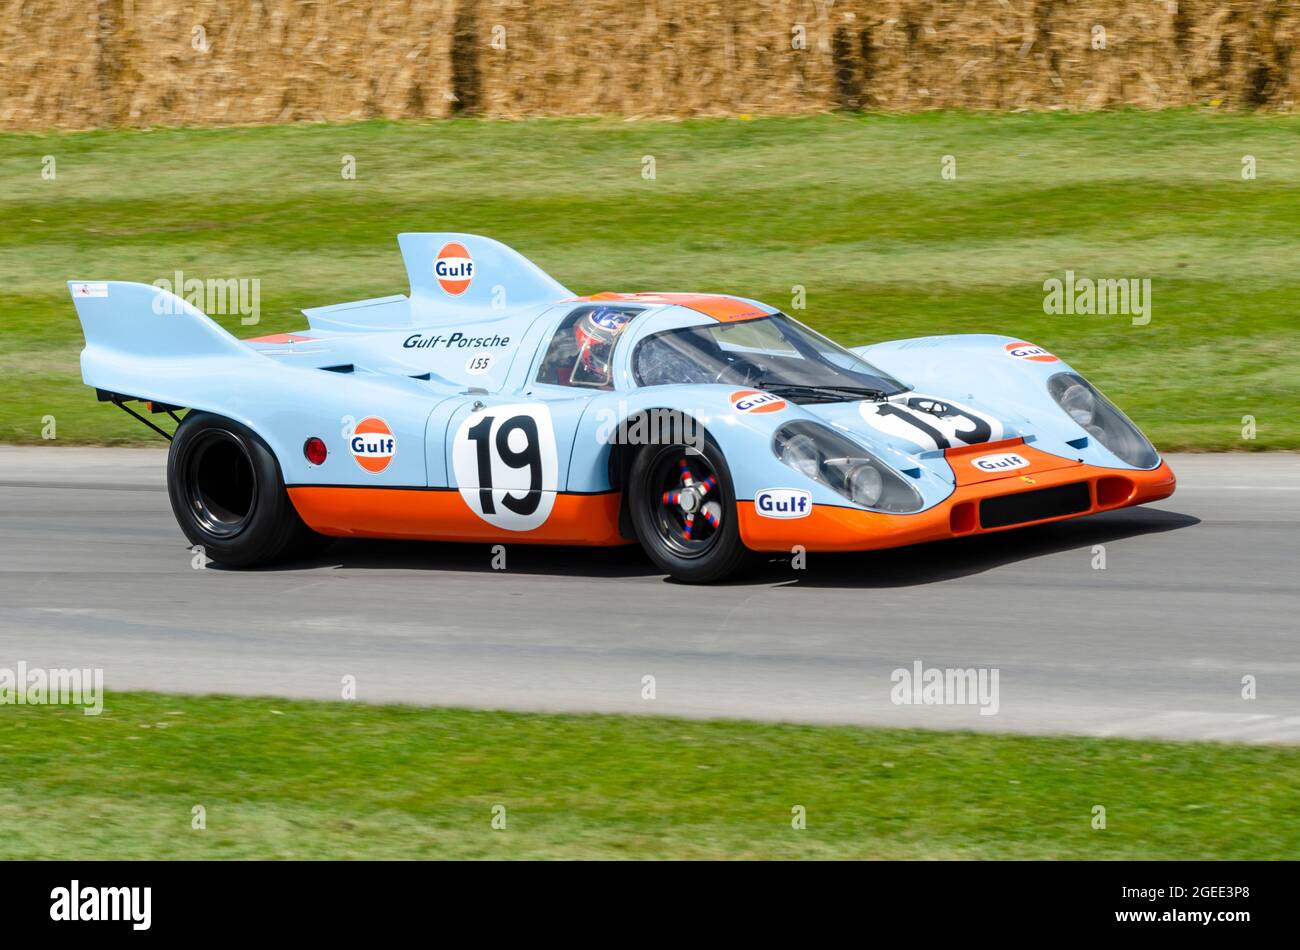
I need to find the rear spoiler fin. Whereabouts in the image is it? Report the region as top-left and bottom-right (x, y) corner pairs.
(297, 234), (573, 333)
(68, 280), (264, 426)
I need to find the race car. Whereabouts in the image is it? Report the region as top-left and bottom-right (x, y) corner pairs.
(68, 233), (1175, 583)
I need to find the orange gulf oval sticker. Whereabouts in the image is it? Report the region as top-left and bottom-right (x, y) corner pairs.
(350, 417), (396, 473)
(434, 242), (474, 296)
(1004, 341), (1058, 363)
(730, 390), (787, 414)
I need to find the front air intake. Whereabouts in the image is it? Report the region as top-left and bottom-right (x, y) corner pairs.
(979, 483), (1091, 529)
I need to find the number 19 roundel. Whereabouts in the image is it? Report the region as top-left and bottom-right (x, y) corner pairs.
(451, 403), (559, 531)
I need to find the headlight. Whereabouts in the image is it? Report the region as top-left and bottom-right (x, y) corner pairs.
(773, 422), (923, 513)
(778, 432), (822, 480)
(1048, 373), (1159, 469)
(844, 460), (884, 507)
(1057, 382), (1095, 427)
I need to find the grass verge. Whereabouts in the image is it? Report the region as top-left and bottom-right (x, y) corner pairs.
(2, 691), (1297, 859)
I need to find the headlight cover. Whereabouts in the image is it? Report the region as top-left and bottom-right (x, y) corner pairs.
(772, 422), (924, 513)
(1047, 372), (1159, 469)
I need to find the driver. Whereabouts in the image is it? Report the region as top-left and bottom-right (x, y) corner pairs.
(572, 307), (635, 387)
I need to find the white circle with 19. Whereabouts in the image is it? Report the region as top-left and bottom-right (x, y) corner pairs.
(452, 403), (558, 531)
(859, 395), (1003, 451)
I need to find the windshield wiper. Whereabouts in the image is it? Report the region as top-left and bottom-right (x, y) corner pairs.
(758, 382), (889, 402)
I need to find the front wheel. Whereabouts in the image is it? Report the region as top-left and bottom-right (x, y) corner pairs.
(167, 412), (331, 567)
(627, 436), (749, 583)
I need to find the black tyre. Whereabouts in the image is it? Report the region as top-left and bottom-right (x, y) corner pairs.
(167, 412), (331, 567)
(627, 434), (749, 583)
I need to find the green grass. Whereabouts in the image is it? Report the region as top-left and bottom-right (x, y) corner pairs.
(2, 111), (1298, 448)
(2, 691), (1298, 859)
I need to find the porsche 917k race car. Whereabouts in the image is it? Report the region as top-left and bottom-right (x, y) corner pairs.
(68, 233), (1175, 582)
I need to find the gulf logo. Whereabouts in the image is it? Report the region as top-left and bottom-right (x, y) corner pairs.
(972, 451), (1030, 473)
(350, 417), (396, 473)
(434, 242), (474, 296)
(730, 390), (787, 414)
(1004, 341), (1058, 363)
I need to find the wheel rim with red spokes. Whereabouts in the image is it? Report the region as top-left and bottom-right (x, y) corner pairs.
(649, 450), (724, 558)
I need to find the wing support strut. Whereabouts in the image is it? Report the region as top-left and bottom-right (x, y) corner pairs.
(96, 389), (186, 442)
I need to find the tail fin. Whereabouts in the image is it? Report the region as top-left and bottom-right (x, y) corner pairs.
(398, 233), (572, 319)
(68, 280), (257, 401)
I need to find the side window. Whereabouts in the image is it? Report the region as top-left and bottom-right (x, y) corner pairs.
(536, 305), (641, 389)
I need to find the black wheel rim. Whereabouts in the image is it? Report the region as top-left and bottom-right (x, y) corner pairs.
(646, 448), (724, 559)
(183, 429), (258, 539)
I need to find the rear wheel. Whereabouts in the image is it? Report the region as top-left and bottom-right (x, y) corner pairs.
(167, 412), (330, 567)
(628, 436), (749, 583)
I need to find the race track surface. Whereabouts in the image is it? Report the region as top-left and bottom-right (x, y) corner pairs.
(1, 447), (1296, 742)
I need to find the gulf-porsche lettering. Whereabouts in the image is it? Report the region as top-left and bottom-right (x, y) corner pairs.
(755, 488), (811, 519)
(404, 332), (511, 349)
(350, 417), (396, 473)
(730, 390), (786, 414)
(1004, 341), (1058, 362)
(972, 452), (1030, 473)
(434, 242), (474, 295)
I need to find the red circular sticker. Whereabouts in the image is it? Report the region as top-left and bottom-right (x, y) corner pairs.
(350, 417), (396, 473)
(1004, 341), (1058, 363)
(434, 242), (474, 296)
(730, 390), (787, 414)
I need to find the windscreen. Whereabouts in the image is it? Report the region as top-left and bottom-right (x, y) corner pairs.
(632, 314), (908, 402)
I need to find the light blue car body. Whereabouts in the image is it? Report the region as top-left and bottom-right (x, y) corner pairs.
(68, 233), (1161, 535)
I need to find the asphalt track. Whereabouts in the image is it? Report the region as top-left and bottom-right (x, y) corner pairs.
(1, 447), (1296, 742)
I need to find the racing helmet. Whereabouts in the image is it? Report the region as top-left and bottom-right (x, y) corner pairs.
(572, 307), (634, 385)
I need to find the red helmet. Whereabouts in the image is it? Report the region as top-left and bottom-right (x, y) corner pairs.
(572, 307), (634, 385)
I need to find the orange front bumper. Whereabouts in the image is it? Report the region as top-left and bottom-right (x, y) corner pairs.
(738, 440), (1176, 553)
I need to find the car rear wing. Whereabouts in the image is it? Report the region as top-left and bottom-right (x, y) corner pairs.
(67, 280), (266, 433)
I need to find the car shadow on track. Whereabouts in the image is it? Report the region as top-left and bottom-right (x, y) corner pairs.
(248, 505), (1200, 588)
(247, 537), (658, 579)
(752, 506), (1200, 589)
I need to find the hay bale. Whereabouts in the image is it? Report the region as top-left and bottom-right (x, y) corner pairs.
(470, 0), (837, 117)
(0, 0), (1296, 129)
(0, 0), (108, 128)
(118, 0), (457, 126)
